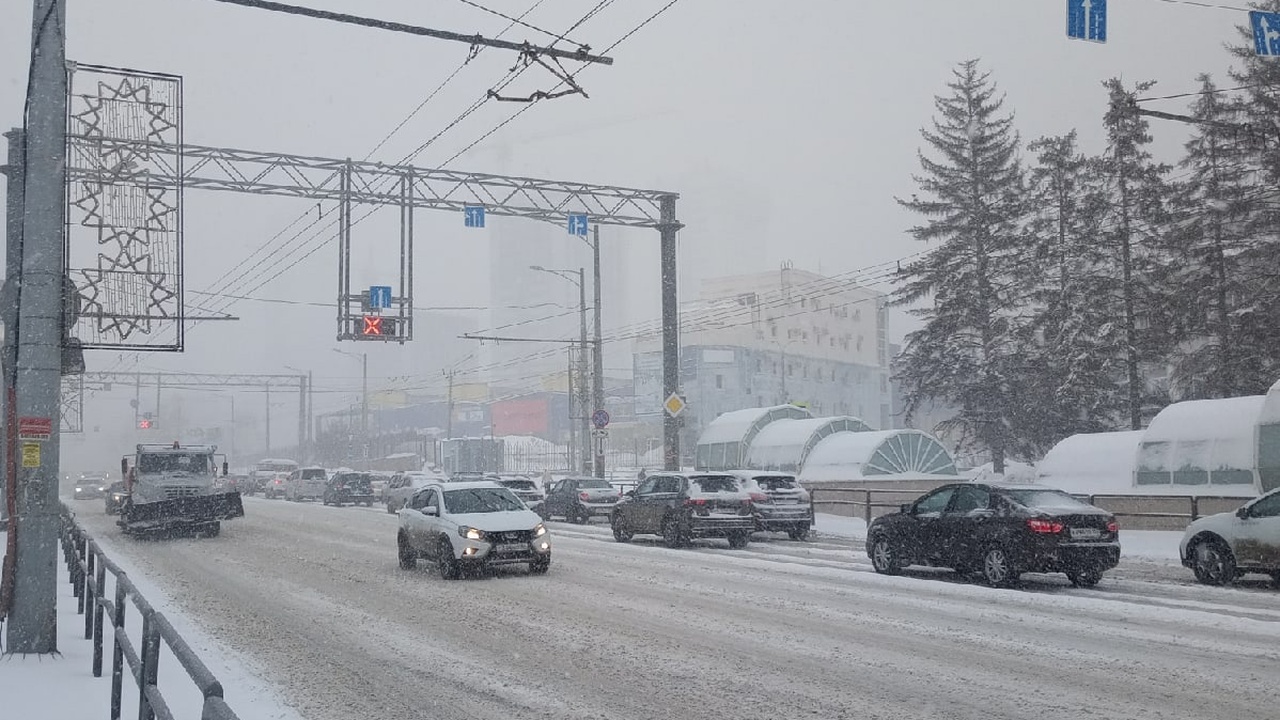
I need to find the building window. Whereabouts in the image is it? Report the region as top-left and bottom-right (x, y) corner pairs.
(800, 297), (807, 308)
(770, 325), (777, 337)
(756, 358), (762, 372)
(880, 375), (888, 393)
(716, 374), (724, 389)
(830, 337), (835, 347)
(857, 336), (864, 352)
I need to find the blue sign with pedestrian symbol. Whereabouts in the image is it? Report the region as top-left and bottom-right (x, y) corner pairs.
(1252, 11), (1280, 56)
(592, 409), (610, 429)
(464, 206), (485, 228)
(567, 213), (589, 236)
(1067, 0), (1106, 43)
(369, 285), (392, 310)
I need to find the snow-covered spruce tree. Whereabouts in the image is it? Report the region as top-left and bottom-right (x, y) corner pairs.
(1098, 78), (1172, 429)
(1167, 75), (1267, 399)
(893, 60), (1029, 473)
(1017, 131), (1126, 452)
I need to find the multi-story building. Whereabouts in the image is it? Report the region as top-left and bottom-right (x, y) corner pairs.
(633, 266), (892, 450)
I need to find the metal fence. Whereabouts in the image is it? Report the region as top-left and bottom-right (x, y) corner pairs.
(59, 504), (241, 720)
(809, 487), (1251, 530)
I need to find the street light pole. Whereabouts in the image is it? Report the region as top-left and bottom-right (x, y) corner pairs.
(591, 226), (605, 479)
(576, 267), (589, 474)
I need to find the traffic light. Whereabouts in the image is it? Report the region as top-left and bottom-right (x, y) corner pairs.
(361, 316), (396, 337)
(138, 419), (152, 429)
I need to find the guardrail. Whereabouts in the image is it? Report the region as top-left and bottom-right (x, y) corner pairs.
(809, 487), (1251, 528)
(59, 504), (241, 720)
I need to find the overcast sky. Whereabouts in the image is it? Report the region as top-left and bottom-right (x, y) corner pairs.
(0, 0), (1258, 458)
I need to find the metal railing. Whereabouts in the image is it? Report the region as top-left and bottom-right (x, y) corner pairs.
(59, 504), (241, 720)
(809, 487), (1252, 527)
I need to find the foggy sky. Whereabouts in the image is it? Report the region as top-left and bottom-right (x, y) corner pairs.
(0, 0), (1253, 461)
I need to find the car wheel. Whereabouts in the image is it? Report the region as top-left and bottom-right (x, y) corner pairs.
(870, 536), (901, 575)
(530, 557), (551, 575)
(536, 504), (550, 521)
(437, 538), (461, 580)
(1191, 538), (1236, 586)
(571, 506), (588, 525)
(981, 546), (1017, 587)
(662, 516), (687, 549)
(788, 526), (811, 542)
(364, 501), (372, 507)
(727, 531), (750, 549)
(1270, 571), (1280, 587)
(1067, 567), (1103, 588)
(397, 533), (417, 570)
(194, 522), (220, 539)
(611, 516), (633, 543)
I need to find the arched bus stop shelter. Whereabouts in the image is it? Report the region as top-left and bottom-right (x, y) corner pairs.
(695, 405), (812, 471)
(797, 429), (959, 483)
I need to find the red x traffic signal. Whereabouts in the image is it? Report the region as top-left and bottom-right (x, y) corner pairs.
(361, 316), (396, 337)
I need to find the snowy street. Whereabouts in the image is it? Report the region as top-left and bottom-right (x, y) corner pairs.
(66, 497), (1280, 720)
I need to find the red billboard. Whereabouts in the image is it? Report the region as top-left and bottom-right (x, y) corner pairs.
(491, 396), (551, 437)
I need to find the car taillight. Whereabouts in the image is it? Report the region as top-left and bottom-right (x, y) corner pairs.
(579, 492), (590, 501)
(1027, 518), (1064, 534)
(683, 498), (706, 506)
(748, 492), (768, 503)
(1107, 520), (1118, 534)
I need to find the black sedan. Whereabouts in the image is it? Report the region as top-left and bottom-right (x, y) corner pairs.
(322, 472), (376, 507)
(866, 483), (1119, 587)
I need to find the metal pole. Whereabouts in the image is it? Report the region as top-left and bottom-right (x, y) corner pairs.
(306, 370), (313, 452)
(230, 395), (236, 463)
(1, 128), (25, 619)
(591, 226), (605, 479)
(361, 352), (368, 467)
(577, 268), (589, 474)
(297, 374), (306, 463)
(265, 385), (271, 455)
(566, 350), (575, 470)
(7, 0), (68, 653)
(659, 196), (681, 471)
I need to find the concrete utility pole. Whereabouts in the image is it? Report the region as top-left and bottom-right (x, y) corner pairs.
(575, 267), (589, 474)
(1, 129), (25, 617)
(7, 0), (68, 653)
(591, 226), (605, 479)
(659, 197), (682, 471)
(265, 385), (272, 455)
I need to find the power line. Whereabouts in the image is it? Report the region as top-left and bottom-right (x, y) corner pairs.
(456, 0), (585, 48)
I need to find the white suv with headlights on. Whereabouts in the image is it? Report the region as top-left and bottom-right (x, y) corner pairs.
(1180, 487), (1280, 586)
(396, 481), (551, 579)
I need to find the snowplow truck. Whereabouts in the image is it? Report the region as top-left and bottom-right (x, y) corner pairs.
(119, 442), (243, 537)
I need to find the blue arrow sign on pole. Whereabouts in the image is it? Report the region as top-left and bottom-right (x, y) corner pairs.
(1252, 11), (1280, 56)
(567, 213), (589, 236)
(369, 285), (392, 310)
(1067, 0), (1106, 43)
(464, 206), (485, 228)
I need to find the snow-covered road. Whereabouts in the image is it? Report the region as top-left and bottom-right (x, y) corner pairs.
(73, 497), (1280, 720)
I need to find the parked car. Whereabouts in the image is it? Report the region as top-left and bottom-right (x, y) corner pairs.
(610, 473), (755, 548)
(1180, 487), (1280, 586)
(263, 472), (291, 499)
(103, 481), (128, 515)
(73, 472), (109, 500)
(540, 477), (620, 523)
(731, 471), (813, 540)
(285, 466), (328, 502)
(867, 483), (1120, 587)
(396, 481), (551, 578)
(369, 472), (395, 500)
(385, 471), (438, 513)
(323, 471), (375, 507)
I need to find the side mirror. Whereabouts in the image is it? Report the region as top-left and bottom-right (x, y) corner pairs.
(1237, 506), (1250, 519)
(424, 506), (439, 517)
(899, 503), (913, 514)
(625, 490), (635, 498)
(121, 458), (129, 478)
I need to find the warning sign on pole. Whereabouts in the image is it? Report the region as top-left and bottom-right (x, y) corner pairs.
(19, 416), (53, 441)
(21, 442), (41, 468)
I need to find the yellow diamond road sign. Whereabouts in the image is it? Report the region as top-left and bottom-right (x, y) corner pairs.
(663, 393), (686, 417)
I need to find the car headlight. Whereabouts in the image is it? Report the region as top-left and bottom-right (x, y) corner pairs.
(459, 526), (485, 541)
(533, 523), (547, 537)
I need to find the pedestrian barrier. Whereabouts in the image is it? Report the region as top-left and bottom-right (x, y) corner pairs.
(58, 504), (241, 720)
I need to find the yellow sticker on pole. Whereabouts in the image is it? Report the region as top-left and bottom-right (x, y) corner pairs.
(21, 442), (40, 468)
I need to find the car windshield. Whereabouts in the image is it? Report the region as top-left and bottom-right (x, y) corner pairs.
(1002, 489), (1092, 511)
(499, 479), (537, 491)
(753, 476), (798, 491)
(689, 476), (740, 494)
(338, 474), (371, 487)
(138, 453), (210, 474)
(576, 479), (613, 490)
(443, 488), (525, 514)
(301, 469), (326, 480)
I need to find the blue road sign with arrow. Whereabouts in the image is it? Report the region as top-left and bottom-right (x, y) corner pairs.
(369, 285), (392, 310)
(464, 206), (485, 228)
(1067, 0), (1106, 43)
(1252, 11), (1280, 56)
(568, 213), (589, 236)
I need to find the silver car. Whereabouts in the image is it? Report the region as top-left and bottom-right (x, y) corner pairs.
(285, 466), (328, 502)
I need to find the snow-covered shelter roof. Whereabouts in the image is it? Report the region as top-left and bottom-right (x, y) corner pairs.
(1036, 431), (1145, 495)
(798, 429), (958, 482)
(695, 405), (812, 470)
(1262, 380), (1280, 493)
(1136, 396), (1264, 488)
(744, 417), (872, 471)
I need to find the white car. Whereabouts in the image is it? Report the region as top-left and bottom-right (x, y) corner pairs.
(1180, 488), (1280, 585)
(384, 471), (440, 513)
(396, 481), (551, 579)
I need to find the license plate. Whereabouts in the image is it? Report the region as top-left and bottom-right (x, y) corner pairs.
(774, 498), (799, 504)
(494, 543), (526, 554)
(1070, 527), (1101, 540)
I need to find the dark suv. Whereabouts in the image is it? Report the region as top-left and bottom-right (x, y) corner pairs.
(867, 483), (1120, 587)
(540, 477), (621, 523)
(610, 473), (755, 549)
(323, 471), (376, 507)
(733, 471), (813, 540)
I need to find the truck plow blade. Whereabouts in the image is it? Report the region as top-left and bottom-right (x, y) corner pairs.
(120, 491), (245, 527)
